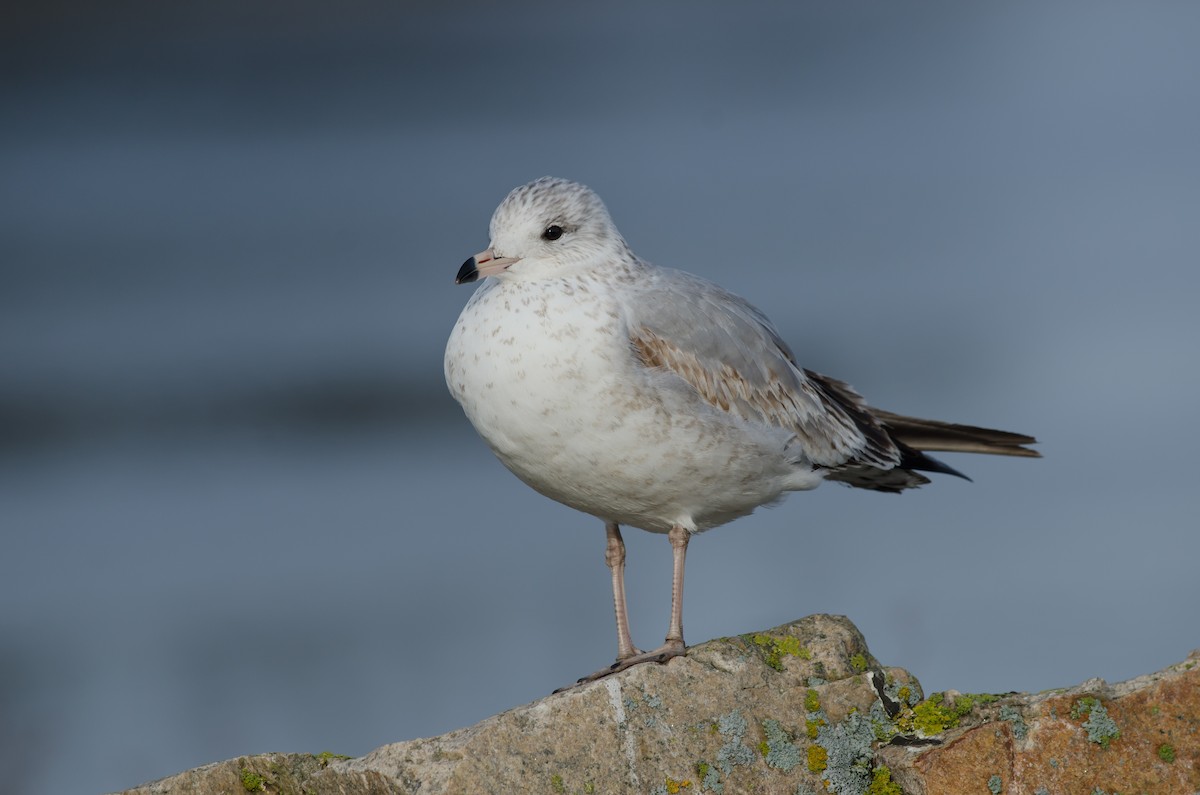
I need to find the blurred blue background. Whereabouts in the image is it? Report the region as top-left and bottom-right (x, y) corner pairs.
(3, 2), (1199, 792)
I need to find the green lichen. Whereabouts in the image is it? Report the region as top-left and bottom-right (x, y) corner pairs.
(910, 695), (955, 734)
(806, 717), (825, 739)
(1072, 697), (1120, 748)
(1070, 696), (1095, 720)
(313, 751), (352, 768)
(896, 686), (911, 704)
(805, 689), (821, 712)
(550, 773), (565, 793)
(760, 719), (801, 772)
(850, 653), (868, 673)
(806, 744), (828, 773)
(870, 714), (898, 743)
(748, 633), (812, 671)
(987, 774), (1002, 794)
(239, 768), (265, 792)
(1158, 742), (1176, 763)
(904, 692), (976, 735)
(865, 766), (903, 795)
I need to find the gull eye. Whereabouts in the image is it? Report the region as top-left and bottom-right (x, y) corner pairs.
(542, 224), (564, 241)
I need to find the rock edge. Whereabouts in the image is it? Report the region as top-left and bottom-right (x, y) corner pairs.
(115, 614), (1199, 795)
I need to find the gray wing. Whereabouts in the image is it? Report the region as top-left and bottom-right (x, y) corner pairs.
(624, 267), (905, 475)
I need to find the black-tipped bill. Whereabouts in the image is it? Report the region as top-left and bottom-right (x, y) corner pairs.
(454, 247), (520, 284)
(455, 257), (479, 284)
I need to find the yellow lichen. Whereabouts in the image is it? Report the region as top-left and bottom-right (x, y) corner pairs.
(239, 768), (265, 792)
(806, 744), (828, 773)
(866, 766), (903, 795)
(749, 633), (812, 671)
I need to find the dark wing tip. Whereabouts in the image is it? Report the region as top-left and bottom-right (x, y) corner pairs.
(899, 444), (973, 482)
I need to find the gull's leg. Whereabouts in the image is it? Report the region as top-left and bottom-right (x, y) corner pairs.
(606, 522), (642, 661)
(556, 523), (690, 692)
(662, 522), (689, 652)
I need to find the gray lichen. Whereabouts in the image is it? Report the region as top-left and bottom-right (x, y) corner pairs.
(696, 760), (723, 793)
(881, 674), (922, 708)
(760, 719), (801, 772)
(1073, 698), (1121, 748)
(999, 705), (1028, 740)
(813, 709), (876, 794)
(715, 710), (754, 774)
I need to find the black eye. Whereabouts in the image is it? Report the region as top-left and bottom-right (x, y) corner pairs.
(542, 225), (564, 241)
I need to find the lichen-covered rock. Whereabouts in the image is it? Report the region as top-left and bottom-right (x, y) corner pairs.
(880, 652), (1200, 794)
(117, 615), (914, 795)
(113, 619), (1199, 795)
(339, 614), (916, 795)
(114, 752), (392, 795)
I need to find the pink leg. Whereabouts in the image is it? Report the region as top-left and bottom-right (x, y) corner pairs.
(556, 523), (689, 692)
(663, 523), (689, 647)
(605, 522), (641, 660)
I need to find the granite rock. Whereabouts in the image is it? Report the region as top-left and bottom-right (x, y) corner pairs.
(115, 615), (1199, 795)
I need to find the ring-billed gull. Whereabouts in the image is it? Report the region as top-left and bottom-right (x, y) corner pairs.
(444, 177), (1038, 687)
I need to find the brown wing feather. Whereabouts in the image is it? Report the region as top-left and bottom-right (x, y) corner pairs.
(631, 330), (1040, 492)
(630, 328), (902, 471)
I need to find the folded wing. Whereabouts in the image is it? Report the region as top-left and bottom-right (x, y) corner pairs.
(627, 268), (1038, 493)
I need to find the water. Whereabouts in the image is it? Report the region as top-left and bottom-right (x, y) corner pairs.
(3, 2), (1199, 792)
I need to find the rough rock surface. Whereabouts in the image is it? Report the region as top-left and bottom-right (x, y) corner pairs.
(116, 615), (1199, 795)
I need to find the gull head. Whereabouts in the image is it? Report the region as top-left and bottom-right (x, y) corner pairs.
(455, 177), (628, 284)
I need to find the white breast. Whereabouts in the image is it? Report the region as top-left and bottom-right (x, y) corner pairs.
(444, 277), (819, 533)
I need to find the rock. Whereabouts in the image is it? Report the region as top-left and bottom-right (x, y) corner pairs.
(114, 616), (1199, 795)
(881, 648), (1200, 795)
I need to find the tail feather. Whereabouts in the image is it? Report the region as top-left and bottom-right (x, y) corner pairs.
(805, 370), (1040, 493)
(871, 409), (1041, 458)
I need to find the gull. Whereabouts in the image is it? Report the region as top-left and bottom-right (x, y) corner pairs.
(444, 177), (1039, 687)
